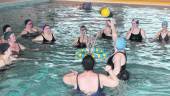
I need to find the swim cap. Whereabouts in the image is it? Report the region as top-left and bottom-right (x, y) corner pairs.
(116, 37), (126, 51)
(162, 21), (168, 28)
(4, 32), (13, 40)
(0, 43), (10, 54)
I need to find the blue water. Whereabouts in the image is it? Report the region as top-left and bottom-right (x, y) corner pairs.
(0, 1), (170, 96)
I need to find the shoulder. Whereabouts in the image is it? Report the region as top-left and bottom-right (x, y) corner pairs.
(0, 58), (5, 68)
(140, 28), (145, 32)
(156, 30), (161, 35)
(63, 72), (78, 86)
(20, 29), (27, 35)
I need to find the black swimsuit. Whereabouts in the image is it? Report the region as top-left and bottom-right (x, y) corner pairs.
(101, 30), (112, 39)
(75, 37), (87, 48)
(158, 33), (169, 42)
(75, 74), (105, 96)
(129, 28), (143, 42)
(21, 31), (40, 39)
(42, 34), (56, 44)
(107, 52), (129, 80)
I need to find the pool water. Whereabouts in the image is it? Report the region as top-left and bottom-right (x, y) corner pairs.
(0, 1), (170, 96)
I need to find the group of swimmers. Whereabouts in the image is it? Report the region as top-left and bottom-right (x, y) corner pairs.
(63, 17), (169, 95)
(0, 4), (169, 95)
(0, 19), (56, 69)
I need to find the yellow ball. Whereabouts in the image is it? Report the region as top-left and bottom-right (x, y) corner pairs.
(100, 7), (110, 17)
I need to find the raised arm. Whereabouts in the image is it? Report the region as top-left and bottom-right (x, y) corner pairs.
(110, 18), (117, 44)
(141, 29), (146, 39)
(126, 28), (132, 40)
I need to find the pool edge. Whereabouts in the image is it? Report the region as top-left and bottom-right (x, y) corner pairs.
(52, 0), (170, 7)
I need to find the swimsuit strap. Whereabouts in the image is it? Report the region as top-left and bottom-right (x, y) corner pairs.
(78, 37), (81, 44)
(76, 74), (80, 91)
(52, 34), (56, 41)
(17, 43), (21, 50)
(97, 74), (101, 90)
(42, 34), (47, 42)
(139, 28), (141, 34)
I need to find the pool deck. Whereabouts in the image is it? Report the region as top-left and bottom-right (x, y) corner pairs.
(53, 0), (170, 6)
(0, 0), (169, 7)
(0, 0), (50, 8)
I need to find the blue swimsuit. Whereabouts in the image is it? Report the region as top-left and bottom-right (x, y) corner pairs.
(75, 74), (105, 96)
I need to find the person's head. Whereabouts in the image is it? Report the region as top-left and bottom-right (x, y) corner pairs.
(82, 54), (95, 71)
(42, 24), (51, 34)
(131, 19), (139, 27)
(2, 24), (12, 33)
(106, 20), (111, 27)
(0, 43), (11, 56)
(4, 32), (16, 43)
(162, 21), (168, 29)
(115, 37), (126, 52)
(25, 19), (33, 28)
(80, 25), (87, 35)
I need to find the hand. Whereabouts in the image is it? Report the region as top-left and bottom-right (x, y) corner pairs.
(70, 70), (78, 75)
(104, 65), (112, 72)
(111, 18), (116, 25)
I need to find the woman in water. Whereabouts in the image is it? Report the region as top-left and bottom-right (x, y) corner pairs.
(32, 24), (56, 44)
(20, 19), (41, 39)
(73, 25), (89, 48)
(63, 54), (119, 96)
(154, 21), (170, 43)
(106, 18), (129, 80)
(4, 32), (25, 56)
(0, 24), (13, 43)
(79, 2), (92, 10)
(126, 19), (146, 42)
(97, 20), (112, 39)
(2, 24), (12, 34)
(0, 43), (12, 68)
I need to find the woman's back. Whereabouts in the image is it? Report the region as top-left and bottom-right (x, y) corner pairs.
(77, 72), (101, 95)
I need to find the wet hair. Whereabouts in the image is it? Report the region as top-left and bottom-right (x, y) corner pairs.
(106, 20), (111, 22)
(80, 25), (87, 30)
(0, 43), (10, 54)
(132, 19), (139, 24)
(2, 24), (11, 33)
(4, 32), (13, 40)
(136, 20), (139, 24)
(82, 54), (95, 71)
(42, 24), (50, 31)
(24, 19), (32, 26)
